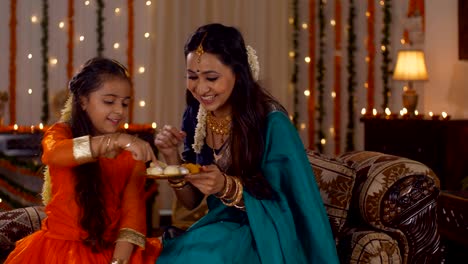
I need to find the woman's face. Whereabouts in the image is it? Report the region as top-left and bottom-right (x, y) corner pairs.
(186, 52), (235, 117)
(80, 78), (131, 135)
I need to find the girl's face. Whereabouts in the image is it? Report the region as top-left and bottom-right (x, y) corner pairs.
(80, 78), (131, 135)
(186, 52), (235, 117)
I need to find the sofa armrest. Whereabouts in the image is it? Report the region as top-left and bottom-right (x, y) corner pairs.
(338, 229), (402, 263)
(339, 151), (442, 263)
(0, 206), (46, 256)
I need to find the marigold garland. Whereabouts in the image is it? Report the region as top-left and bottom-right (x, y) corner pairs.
(0, 156), (43, 208)
(8, 0), (17, 125)
(381, 0), (392, 109)
(291, 0), (300, 129)
(67, 0), (75, 80)
(366, 0), (376, 111)
(333, 0), (342, 155)
(307, 0), (316, 149)
(41, 0), (49, 124)
(127, 0), (135, 123)
(316, 0), (326, 153)
(96, 0), (104, 56)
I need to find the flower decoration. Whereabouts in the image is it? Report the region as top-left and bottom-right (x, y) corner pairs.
(42, 166), (52, 205)
(59, 94), (73, 122)
(246, 45), (260, 81)
(192, 106), (207, 153)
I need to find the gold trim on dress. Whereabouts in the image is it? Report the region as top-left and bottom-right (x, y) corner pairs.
(116, 228), (146, 248)
(73, 135), (95, 163)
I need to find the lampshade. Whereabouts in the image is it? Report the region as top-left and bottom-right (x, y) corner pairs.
(393, 50), (429, 81)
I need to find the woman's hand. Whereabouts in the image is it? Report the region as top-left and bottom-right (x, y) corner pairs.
(154, 125), (186, 164)
(185, 165), (225, 195)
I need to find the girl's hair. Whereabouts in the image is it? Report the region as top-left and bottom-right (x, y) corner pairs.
(68, 57), (130, 251)
(185, 23), (286, 199)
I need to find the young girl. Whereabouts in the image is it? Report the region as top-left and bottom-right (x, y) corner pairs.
(5, 57), (161, 264)
(154, 23), (338, 263)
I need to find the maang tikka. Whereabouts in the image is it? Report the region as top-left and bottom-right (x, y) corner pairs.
(195, 32), (208, 64)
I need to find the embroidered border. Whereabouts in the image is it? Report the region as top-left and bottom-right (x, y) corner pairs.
(73, 135), (95, 163)
(116, 228), (146, 248)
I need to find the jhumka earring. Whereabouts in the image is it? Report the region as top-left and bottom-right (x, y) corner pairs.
(195, 32), (208, 63)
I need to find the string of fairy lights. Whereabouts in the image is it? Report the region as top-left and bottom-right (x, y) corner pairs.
(3, 1), (452, 153)
(7, 0), (157, 130)
(290, 0), (416, 154)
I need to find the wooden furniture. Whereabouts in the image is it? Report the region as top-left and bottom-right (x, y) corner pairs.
(438, 190), (468, 246)
(437, 190), (468, 261)
(362, 118), (468, 190)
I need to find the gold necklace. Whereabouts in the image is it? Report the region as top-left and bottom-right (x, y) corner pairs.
(206, 111), (231, 136)
(211, 130), (223, 163)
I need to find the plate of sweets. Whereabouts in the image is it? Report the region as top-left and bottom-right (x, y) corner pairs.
(146, 162), (201, 180)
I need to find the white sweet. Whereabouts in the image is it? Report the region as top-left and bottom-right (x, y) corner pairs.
(179, 167), (189, 175)
(146, 166), (163, 175)
(164, 165), (181, 175)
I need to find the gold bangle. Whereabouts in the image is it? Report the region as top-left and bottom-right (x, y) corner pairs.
(168, 178), (184, 184)
(168, 179), (187, 189)
(104, 136), (111, 153)
(110, 258), (128, 264)
(215, 173), (232, 199)
(223, 176), (239, 201)
(123, 135), (137, 149)
(173, 184), (189, 190)
(234, 203), (246, 211)
(112, 133), (121, 151)
(222, 177), (243, 207)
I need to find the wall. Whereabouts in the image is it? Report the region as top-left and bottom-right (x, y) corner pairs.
(424, 0), (466, 119)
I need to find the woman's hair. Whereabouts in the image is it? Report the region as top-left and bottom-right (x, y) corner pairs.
(185, 23), (286, 199)
(68, 57), (130, 251)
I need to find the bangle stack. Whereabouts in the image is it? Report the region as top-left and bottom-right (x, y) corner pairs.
(168, 179), (188, 190)
(215, 174), (245, 210)
(104, 135), (111, 153)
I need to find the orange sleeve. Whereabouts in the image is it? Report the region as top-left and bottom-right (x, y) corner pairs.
(42, 123), (94, 167)
(117, 159), (147, 248)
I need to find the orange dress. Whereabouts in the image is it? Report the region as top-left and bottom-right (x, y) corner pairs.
(5, 123), (162, 263)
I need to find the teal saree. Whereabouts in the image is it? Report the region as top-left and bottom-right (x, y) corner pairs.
(156, 111), (338, 263)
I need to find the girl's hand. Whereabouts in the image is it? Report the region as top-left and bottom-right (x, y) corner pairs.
(118, 133), (157, 164)
(154, 125), (186, 162)
(185, 165), (225, 195)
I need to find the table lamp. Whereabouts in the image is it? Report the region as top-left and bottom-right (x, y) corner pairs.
(392, 49), (428, 114)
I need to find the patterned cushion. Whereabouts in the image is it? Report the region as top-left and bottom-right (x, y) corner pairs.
(0, 206), (46, 253)
(344, 230), (402, 264)
(306, 150), (356, 238)
(339, 151), (439, 228)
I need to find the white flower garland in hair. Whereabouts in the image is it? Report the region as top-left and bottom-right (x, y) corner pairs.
(192, 45), (259, 153)
(192, 105), (207, 153)
(246, 45), (260, 81)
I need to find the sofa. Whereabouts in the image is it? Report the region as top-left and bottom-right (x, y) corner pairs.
(171, 150), (443, 264)
(0, 206), (46, 260)
(0, 151), (442, 263)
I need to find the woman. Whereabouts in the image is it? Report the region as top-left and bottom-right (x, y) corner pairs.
(5, 57), (161, 264)
(155, 23), (338, 263)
